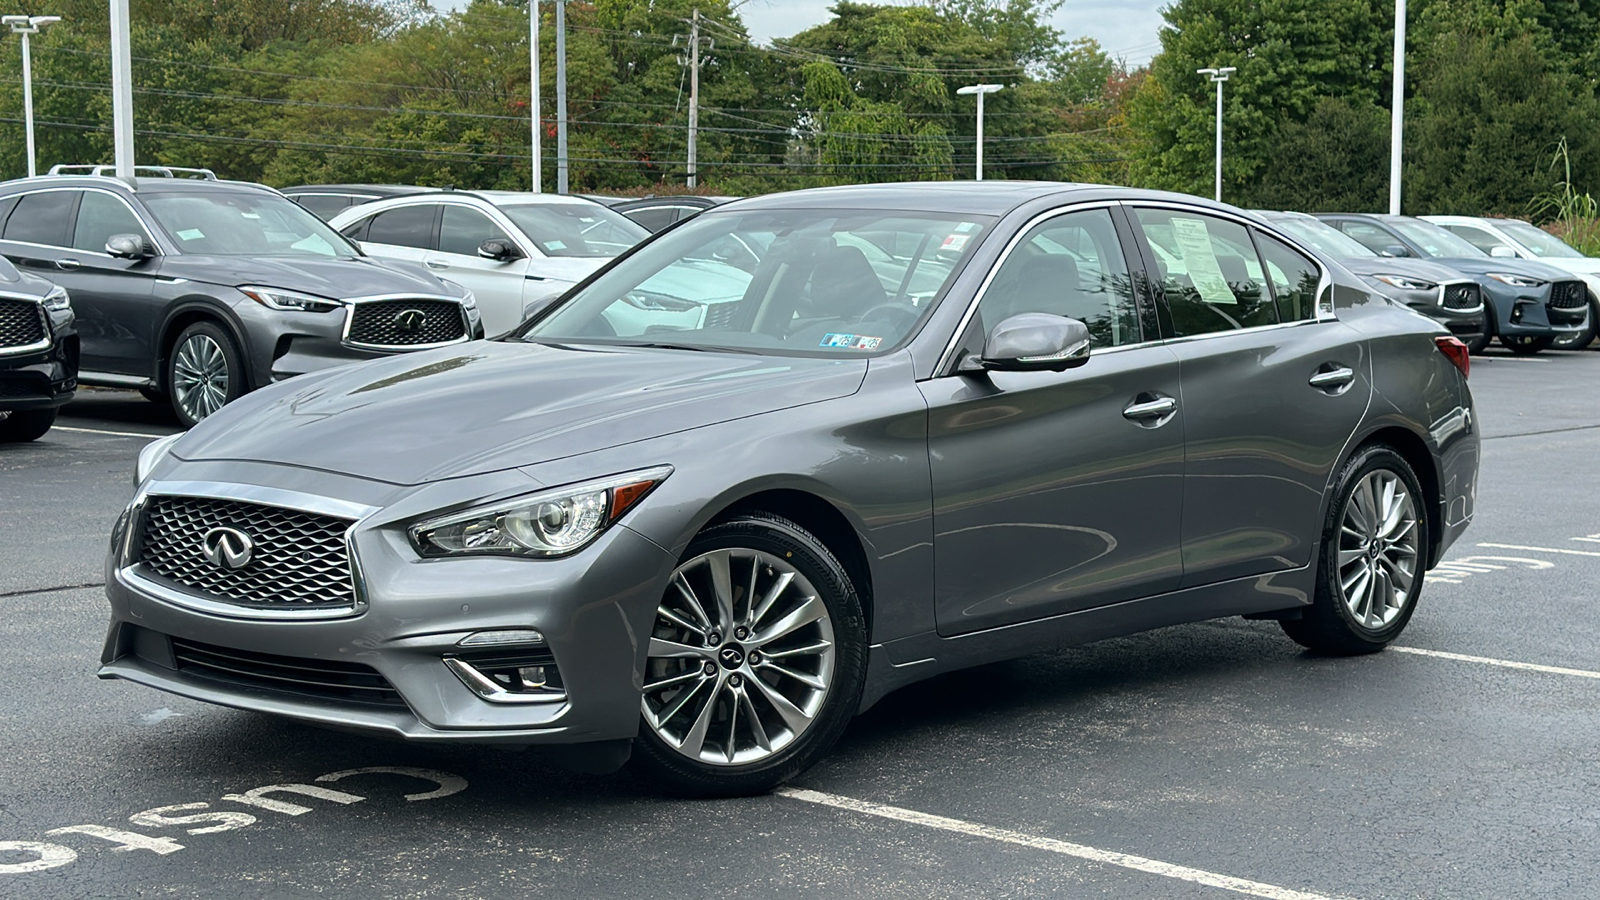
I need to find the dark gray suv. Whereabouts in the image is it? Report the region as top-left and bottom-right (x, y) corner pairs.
(0, 255), (76, 441)
(0, 169), (483, 425)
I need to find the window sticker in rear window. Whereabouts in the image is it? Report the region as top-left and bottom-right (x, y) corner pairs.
(1169, 217), (1236, 305)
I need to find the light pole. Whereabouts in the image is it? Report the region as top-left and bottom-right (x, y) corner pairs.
(1389, 0), (1406, 214)
(3, 14), (60, 179)
(529, 0), (540, 193)
(1196, 66), (1236, 202)
(956, 83), (1002, 181)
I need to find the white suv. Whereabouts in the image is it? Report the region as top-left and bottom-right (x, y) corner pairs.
(330, 191), (649, 336)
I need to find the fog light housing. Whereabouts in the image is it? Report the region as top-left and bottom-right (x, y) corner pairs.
(443, 652), (564, 704)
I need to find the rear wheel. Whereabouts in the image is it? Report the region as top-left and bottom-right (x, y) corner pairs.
(629, 512), (867, 797)
(1281, 445), (1428, 655)
(0, 408), (57, 442)
(167, 321), (244, 427)
(1500, 334), (1554, 355)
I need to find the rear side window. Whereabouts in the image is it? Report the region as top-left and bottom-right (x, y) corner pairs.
(365, 204), (437, 249)
(74, 191), (148, 253)
(1334, 221), (1402, 256)
(1445, 224), (1510, 255)
(293, 194), (355, 221)
(1134, 208), (1277, 337)
(626, 206), (679, 233)
(1255, 232), (1322, 322)
(3, 191), (76, 247)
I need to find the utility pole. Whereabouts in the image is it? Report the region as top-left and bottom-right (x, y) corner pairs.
(687, 8), (699, 189)
(110, 0), (134, 179)
(1197, 66), (1236, 202)
(1389, 0), (1406, 214)
(530, 0), (540, 193)
(555, 0), (567, 194)
(3, 15), (61, 179)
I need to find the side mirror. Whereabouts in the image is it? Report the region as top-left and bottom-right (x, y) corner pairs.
(478, 239), (522, 262)
(1490, 245), (1518, 258)
(961, 313), (1091, 374)
(105, 233), (154, 260)
(1380, 244), (1411, 258)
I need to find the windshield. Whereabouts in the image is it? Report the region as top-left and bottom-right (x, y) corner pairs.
(499, 203), (648, 258)
(522, 208), (993, 357)
(143, 191), (357, 258)
(1499, 220), (1586, 258)
(1391, 219), (1486, 258)
(1267, 216), (1376, 258)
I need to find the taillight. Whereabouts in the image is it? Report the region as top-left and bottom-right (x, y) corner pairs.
(1434, 335), (1470, 379)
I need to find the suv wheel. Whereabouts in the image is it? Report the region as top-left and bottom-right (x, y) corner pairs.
(0, 408), (57, 442)
(168, 322), (244, 426)
(630, 513), (867, 797)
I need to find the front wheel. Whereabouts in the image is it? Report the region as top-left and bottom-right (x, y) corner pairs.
(1281, 445), (1429, 655)
(1500, 334), (1554, 355)
(0, 408), (57, 442)
(629, 512), (867, 797)
(167, 322), (244, 427)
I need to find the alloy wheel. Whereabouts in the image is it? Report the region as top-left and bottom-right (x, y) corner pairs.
(171, 333), (231, 422)
(1337, 468), (1421, 629)
(642, 548), (836, 766)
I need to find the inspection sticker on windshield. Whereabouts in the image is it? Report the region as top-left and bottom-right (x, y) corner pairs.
(821, 333), (882, 350)
(176, 229), (205, 241)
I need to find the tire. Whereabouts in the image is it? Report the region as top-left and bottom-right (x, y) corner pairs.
(1500, 334), (1554, 355)
(139, 387), (167, 405)
(1280, 445), (1429, 655)
(0, 408), (57, 442)
(166, 321), (245, 427)
(1552, 298), (1598, 351)
(629, 512), (867, 797)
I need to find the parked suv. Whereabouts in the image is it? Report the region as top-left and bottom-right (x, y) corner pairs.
(281, 183), (429, 222)
(330, 190), (649, 336)
(0, 256), (75, 441)
(1317, 213), (1586, 355)
(0, 167), (483, 426)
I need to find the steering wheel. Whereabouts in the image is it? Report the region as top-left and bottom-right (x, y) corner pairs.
(854, 302), (920, 333)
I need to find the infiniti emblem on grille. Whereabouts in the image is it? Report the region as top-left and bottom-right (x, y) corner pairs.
(394, 308), (427, 333)
(201, 526), (255, 571)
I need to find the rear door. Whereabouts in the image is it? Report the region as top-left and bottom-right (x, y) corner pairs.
(1129, 205), (1370, 587)
(427, 203), (532, 336)
(922, 204), (1186, 635)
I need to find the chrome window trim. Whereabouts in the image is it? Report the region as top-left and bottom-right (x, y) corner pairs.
(0, 185), (167, 256)
(339, 292), (474, 352)
(0, 291), (50, 355)
(119, 480), (379, 622)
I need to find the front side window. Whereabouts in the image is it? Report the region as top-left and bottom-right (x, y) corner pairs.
(1267, 216), (1376, 258)
(142, 191), (355, 257)
(4, 191), (76, 247)
(73, 191), (148, 253)
(1135, 208), (1277, 337)
(523, 209), (992, 357)
(1444, 224), (1513, 256)
(1389, 219), (1484, 258)
(363, 204), (437, 250)
(439, 205), (512, 256)
(973, 207), (1141, 348)
(1333, 221), (1405, 256)
(499, 203), (648, 257)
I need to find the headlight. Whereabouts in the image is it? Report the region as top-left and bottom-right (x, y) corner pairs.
(410, 465), (672, 559)
(1485, 273), (1545, 288)
(240, 285), (342, 312)
(1370, 274), (1437, 292)
(134, 431), (185, 486)
(42, 285), (70, 311)
(623, 291), (699, 312)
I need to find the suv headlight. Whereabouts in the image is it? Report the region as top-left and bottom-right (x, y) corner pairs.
(1484, 273), (1545, 288)
(1370, 274), (1436, 292)
(410, 465), (672, 559)
(134, 431), (185, 485)
(240, 286), (342, 312)
(42, 285), (70, 311)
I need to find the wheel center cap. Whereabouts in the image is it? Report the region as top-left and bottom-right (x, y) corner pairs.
(1369, 542), (1383, 559)
(717, 644), (745, 670)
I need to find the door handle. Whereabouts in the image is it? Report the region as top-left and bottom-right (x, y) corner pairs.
(56, 258), (81, 271)
(1309, 366), (1355, 389)
(1123, 396), (1177, 420)
(425, 259), (449, 270)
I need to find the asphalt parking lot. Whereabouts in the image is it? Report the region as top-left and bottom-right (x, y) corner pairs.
(4, 348), (1600, 899)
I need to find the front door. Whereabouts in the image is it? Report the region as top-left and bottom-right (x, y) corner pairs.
(923, 205), (1186, 636)
(427, 203), (532, 336)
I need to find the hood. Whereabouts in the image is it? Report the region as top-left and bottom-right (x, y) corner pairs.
(1427, 256), (1580, 282)
(1527, 256), (1600, 276)
(157, 254), (456, 300)
(1338, 256), (1468, 284)
(172, 341), (868, 485)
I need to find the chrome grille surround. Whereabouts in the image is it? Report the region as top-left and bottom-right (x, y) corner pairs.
(120, 481), (377, 621)
(342, 294), (470, 351)
(0, 295), (48, 355)
(1441, 281), (1484, 312)
(1549, 280), (1588, 310)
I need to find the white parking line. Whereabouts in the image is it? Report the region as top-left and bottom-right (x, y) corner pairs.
(53, 425), (167, 440)
(1476, 542), (1600, 558)
(777, 788), (1346, 900)
(1391, 646), (1600, 680)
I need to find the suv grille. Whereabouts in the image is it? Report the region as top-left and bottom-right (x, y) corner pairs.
(138, 496), (357, 610)
(0, 298), (45, 350)
(0, 373), (47, 399)
(1549, 280), (1588, 309)
(1442, 282), (1482, 310)
(170, 636), (406, 708)
(346, 299), (466, 349)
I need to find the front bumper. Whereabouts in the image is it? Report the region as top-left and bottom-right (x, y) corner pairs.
(99, 468), (677, 746)
(0, 307), (77, 411)
(230, 296), (485, 388)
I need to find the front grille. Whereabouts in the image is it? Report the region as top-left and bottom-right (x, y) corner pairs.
(1549, 280), (1588, 309)
(702, 300), (741, 330)
(138, 496), (356, 610)
(346, 299), (467, 348)
(0, 298), (45, 350)
(170, 636), (406, 708)
(1442, 282), (1482, 310)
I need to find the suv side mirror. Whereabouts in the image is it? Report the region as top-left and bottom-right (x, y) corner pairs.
(1490, 245), (1518, 258)
(105, 233), (155, 260)
(478, 239), (523, 262)
(1380, 244), (1411, 258)
(961, 313), (1092, 374)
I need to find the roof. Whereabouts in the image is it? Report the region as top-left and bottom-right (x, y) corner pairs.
(0, 174), (278, 195)
(721, 181), (1244, 218)
(280, 184), (429, 197)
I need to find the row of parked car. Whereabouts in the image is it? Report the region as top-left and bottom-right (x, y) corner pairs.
(0, 164), (1592, 445)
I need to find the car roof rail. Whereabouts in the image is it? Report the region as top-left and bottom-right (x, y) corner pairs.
(46, 164), (219, 181)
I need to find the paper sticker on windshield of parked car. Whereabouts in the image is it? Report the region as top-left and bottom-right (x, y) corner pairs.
(940, 233), (972, 252)
(1169, 217), (1237, 306)
(821, 333), (882, 350)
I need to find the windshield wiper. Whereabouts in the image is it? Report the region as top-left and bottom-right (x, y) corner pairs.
(611, 340), (760, 354)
